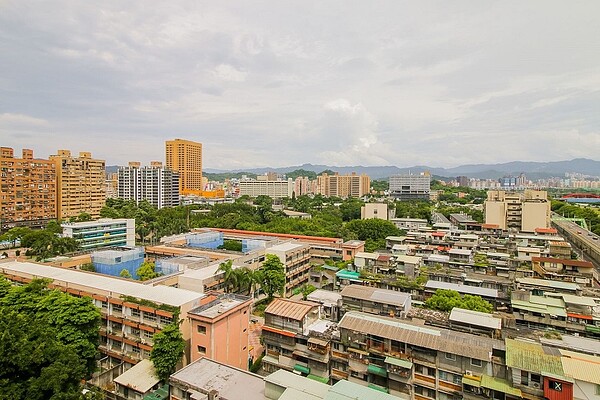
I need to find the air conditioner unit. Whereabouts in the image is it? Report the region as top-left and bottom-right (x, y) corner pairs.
(532, 382), (540, 389)
(465, 370), (473, 376)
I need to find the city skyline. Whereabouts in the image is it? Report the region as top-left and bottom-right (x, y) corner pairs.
(1, 2), (599, 169)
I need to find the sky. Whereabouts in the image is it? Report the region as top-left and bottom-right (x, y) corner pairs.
(1, 1), (599, 170)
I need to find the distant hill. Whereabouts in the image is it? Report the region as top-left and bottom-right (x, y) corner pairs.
(204, 159), (600, 180)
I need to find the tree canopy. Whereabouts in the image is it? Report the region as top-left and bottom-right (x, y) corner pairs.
(136, 261), (161, 281)
(150, 322), (185, 382)
(260, 254), (286, 299)
(0, 277), (101, 399)
(424, 289), (493, 313)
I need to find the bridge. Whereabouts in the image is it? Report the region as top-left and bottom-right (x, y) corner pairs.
(559, 193), (600, 204)
(552, 214), (600, 268)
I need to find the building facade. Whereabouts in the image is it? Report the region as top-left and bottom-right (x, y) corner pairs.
(62, 218), (135, 250)
(117, 161), (180, 209)
(485, 190), (550, 232)
(238, 177), (294, 198)
(50, 149), (106, 220)
(266, 242), (312, 297)
(0, 147), (56, 230)
(165, 139), (203, 195)
(316, 173), (370, 198)
(389, 174), (431, 201)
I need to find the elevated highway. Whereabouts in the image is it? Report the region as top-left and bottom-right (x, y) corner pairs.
(552, 214), (600, 268)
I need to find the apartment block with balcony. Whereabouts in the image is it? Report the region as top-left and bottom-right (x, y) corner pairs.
(188, 293), (253, 370)
(165, 139), (202, 195)
(50, 149), (106, 220)
(485, 190), (550, 233)
(117, 161), (180, 209)
(261, 298), (329, 379)
(0, 260), (204, 368)
(336, 311), (507, 400)
(316, 172), (370, 198)
(266, 241), (311, 297)
(62, 218), (135, 250)
(531, 256), (598, 287)
(0, 147), (56, 230)
(238, 176), (294, 198)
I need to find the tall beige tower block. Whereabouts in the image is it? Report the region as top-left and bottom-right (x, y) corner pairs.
(165, 139), (203, 195)
(50, 150), (106, 220)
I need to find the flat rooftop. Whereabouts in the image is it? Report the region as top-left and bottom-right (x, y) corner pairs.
(517, 277), (580, 291)
(425, 280), (499, 298)
(170, 357), (264, 400)
(0, 260), (204, 307)
(341, 284), (410, 307)
(267, 241), (308, 252)
(189, 294), (251, 319)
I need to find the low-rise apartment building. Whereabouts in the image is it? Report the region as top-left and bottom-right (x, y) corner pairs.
(188, 293), (253, 370)
(0, 260), (204, 367)
(531, 256), (598, 287)
(266, 242), (311, 297)
(340, 284), (411, 320)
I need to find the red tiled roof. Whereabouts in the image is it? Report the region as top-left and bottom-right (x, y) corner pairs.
(535, 228), (558, 234)
(532, 257), (594, 268)
(212, 228), (342, 244)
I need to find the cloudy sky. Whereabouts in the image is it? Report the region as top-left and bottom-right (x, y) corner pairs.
(1, 1), (599, 169)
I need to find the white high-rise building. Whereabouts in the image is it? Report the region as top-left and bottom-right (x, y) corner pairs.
(117, 162), (180, 208)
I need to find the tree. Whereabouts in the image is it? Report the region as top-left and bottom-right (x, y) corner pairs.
(80, 263), (96, 272)
(301, 284), (317, 300)
(260, 254), (286, 299)
(218, 240), (243, 252)
(2, 226), (31, 248)
(425, 289), (493, 313)
(120, 269), (132, 279)
(217, 260), (236, 293)
(343, 219), (402, 242)
(150, 322), (185, 382)
(136, 261), (160, 281)
(45, 220), (63, 234)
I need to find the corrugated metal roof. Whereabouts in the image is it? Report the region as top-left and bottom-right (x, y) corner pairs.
(505, 339), (564, 376)
(114, 359), (160, 394)
(265, 298), (318, 320)
(480, 375), (522, 397)
(338, 312), (500, 360)
(340, 285), (410, 307)
(425, 280), (498, 298)
(326, 379), (398, 400)
(265, 370), (330, 398)
(560, 294), (598, 306)
(561, 356), (600, 385)
(449, 308), (501, 330)
(516, 277), (580, 291)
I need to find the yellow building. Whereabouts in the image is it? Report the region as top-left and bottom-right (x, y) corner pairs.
(316, 172), (370, 198)
(50, 150), (106, 220)
(165, 139), (203, 195)
(485, 190), (550, 232)
(0, 147), (56, 229)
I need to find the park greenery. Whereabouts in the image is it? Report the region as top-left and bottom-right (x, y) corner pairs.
(424, 289), (493, 313)
(0, 277), (101, 399)
(150, 322), (185, 382)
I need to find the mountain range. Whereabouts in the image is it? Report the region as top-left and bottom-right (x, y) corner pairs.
(107, 158), (600, 180)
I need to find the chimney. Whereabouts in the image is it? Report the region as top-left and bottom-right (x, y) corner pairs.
(208, 389), (219, 400)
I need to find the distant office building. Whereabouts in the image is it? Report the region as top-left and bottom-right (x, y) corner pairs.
(117, 161), (180, 209)
(293, 176), (312, 196)
(105, 172), (119, 199)
(50, 150), (106, 220)
(499, 173), (526, 190)
(389, 173), (430, 201)
(457, 176), (469, 187)
(485, 190), (550, 232)
(238, 176), (294, 198)
(62, 218), (135, 250)
(165, 139), (203, 195)
(0, 147), (56, 230)
(316, 172), (370, 198)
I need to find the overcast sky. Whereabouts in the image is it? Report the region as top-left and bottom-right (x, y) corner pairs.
(1, 1), (599, 169)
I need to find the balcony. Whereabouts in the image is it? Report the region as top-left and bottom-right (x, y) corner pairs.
(331, 368), (349, 380)
(414, 374), (436, 387)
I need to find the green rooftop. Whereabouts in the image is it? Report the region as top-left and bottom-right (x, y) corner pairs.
(336, 269), (362, 282)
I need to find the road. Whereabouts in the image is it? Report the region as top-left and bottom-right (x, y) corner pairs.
(552, 214), (600, 269)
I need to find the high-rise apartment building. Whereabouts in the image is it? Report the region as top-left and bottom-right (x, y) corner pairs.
(0, 147), (56, 230)
(485, 190), (550, 232)
(117, 161), (180, 208)
(50, 150), (106, 220)
(389, 173), (430, 201)
(165, 139), (202, 195)
(238, 176), (294, 198)
(316, 173), (370, 198)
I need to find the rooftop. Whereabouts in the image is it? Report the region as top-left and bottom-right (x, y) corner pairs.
(170, 358), (264, 400)
(114, 359), (160, 394)
(425, 280), (499, 298)
(340, 285), (410, 307)
(189, 293), (252, 319)
(0, 260), (203, 307)
(532, 256), (594, 268)
(265, 298), (319, 320)
(265, 369), (330, 399)
(516, 277), (580, 291)
(505, 339), (564, 376)
(339, 311), (501, 360)
(61, 218), (133, 228)
(449, 308), (501, 330)
(307, 289), (342, 307)
(267, 241), (308, 253)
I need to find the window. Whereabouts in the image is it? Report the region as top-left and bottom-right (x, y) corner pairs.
(444, 353), (456, 361)
(197, 325), (207, 334)
(531, 374), (541, 384)
(132, 346), (140, 354)
(197, 345), (206, 354)
(131, 309), (140, 317)
(470, 358), (482, 367)
(549, 380), (562, 392)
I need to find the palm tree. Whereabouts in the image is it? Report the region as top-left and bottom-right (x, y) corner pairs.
(217, 260), (236, 293)
(234, 267), (252, 294)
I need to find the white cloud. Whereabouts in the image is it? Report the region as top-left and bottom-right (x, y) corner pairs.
(213, 64), (248, 82)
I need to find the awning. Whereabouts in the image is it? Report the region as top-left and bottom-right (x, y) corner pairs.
(307, 374), (329, 384)
(480, 375), (522, 397)
(368, 383), (389, 393)
(293, 364), (310, 375)
(567, 313), (593, 320)
(462, 376), (481, 388)
(367, 364), (388, 377)
(385, 356), (412, 369)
